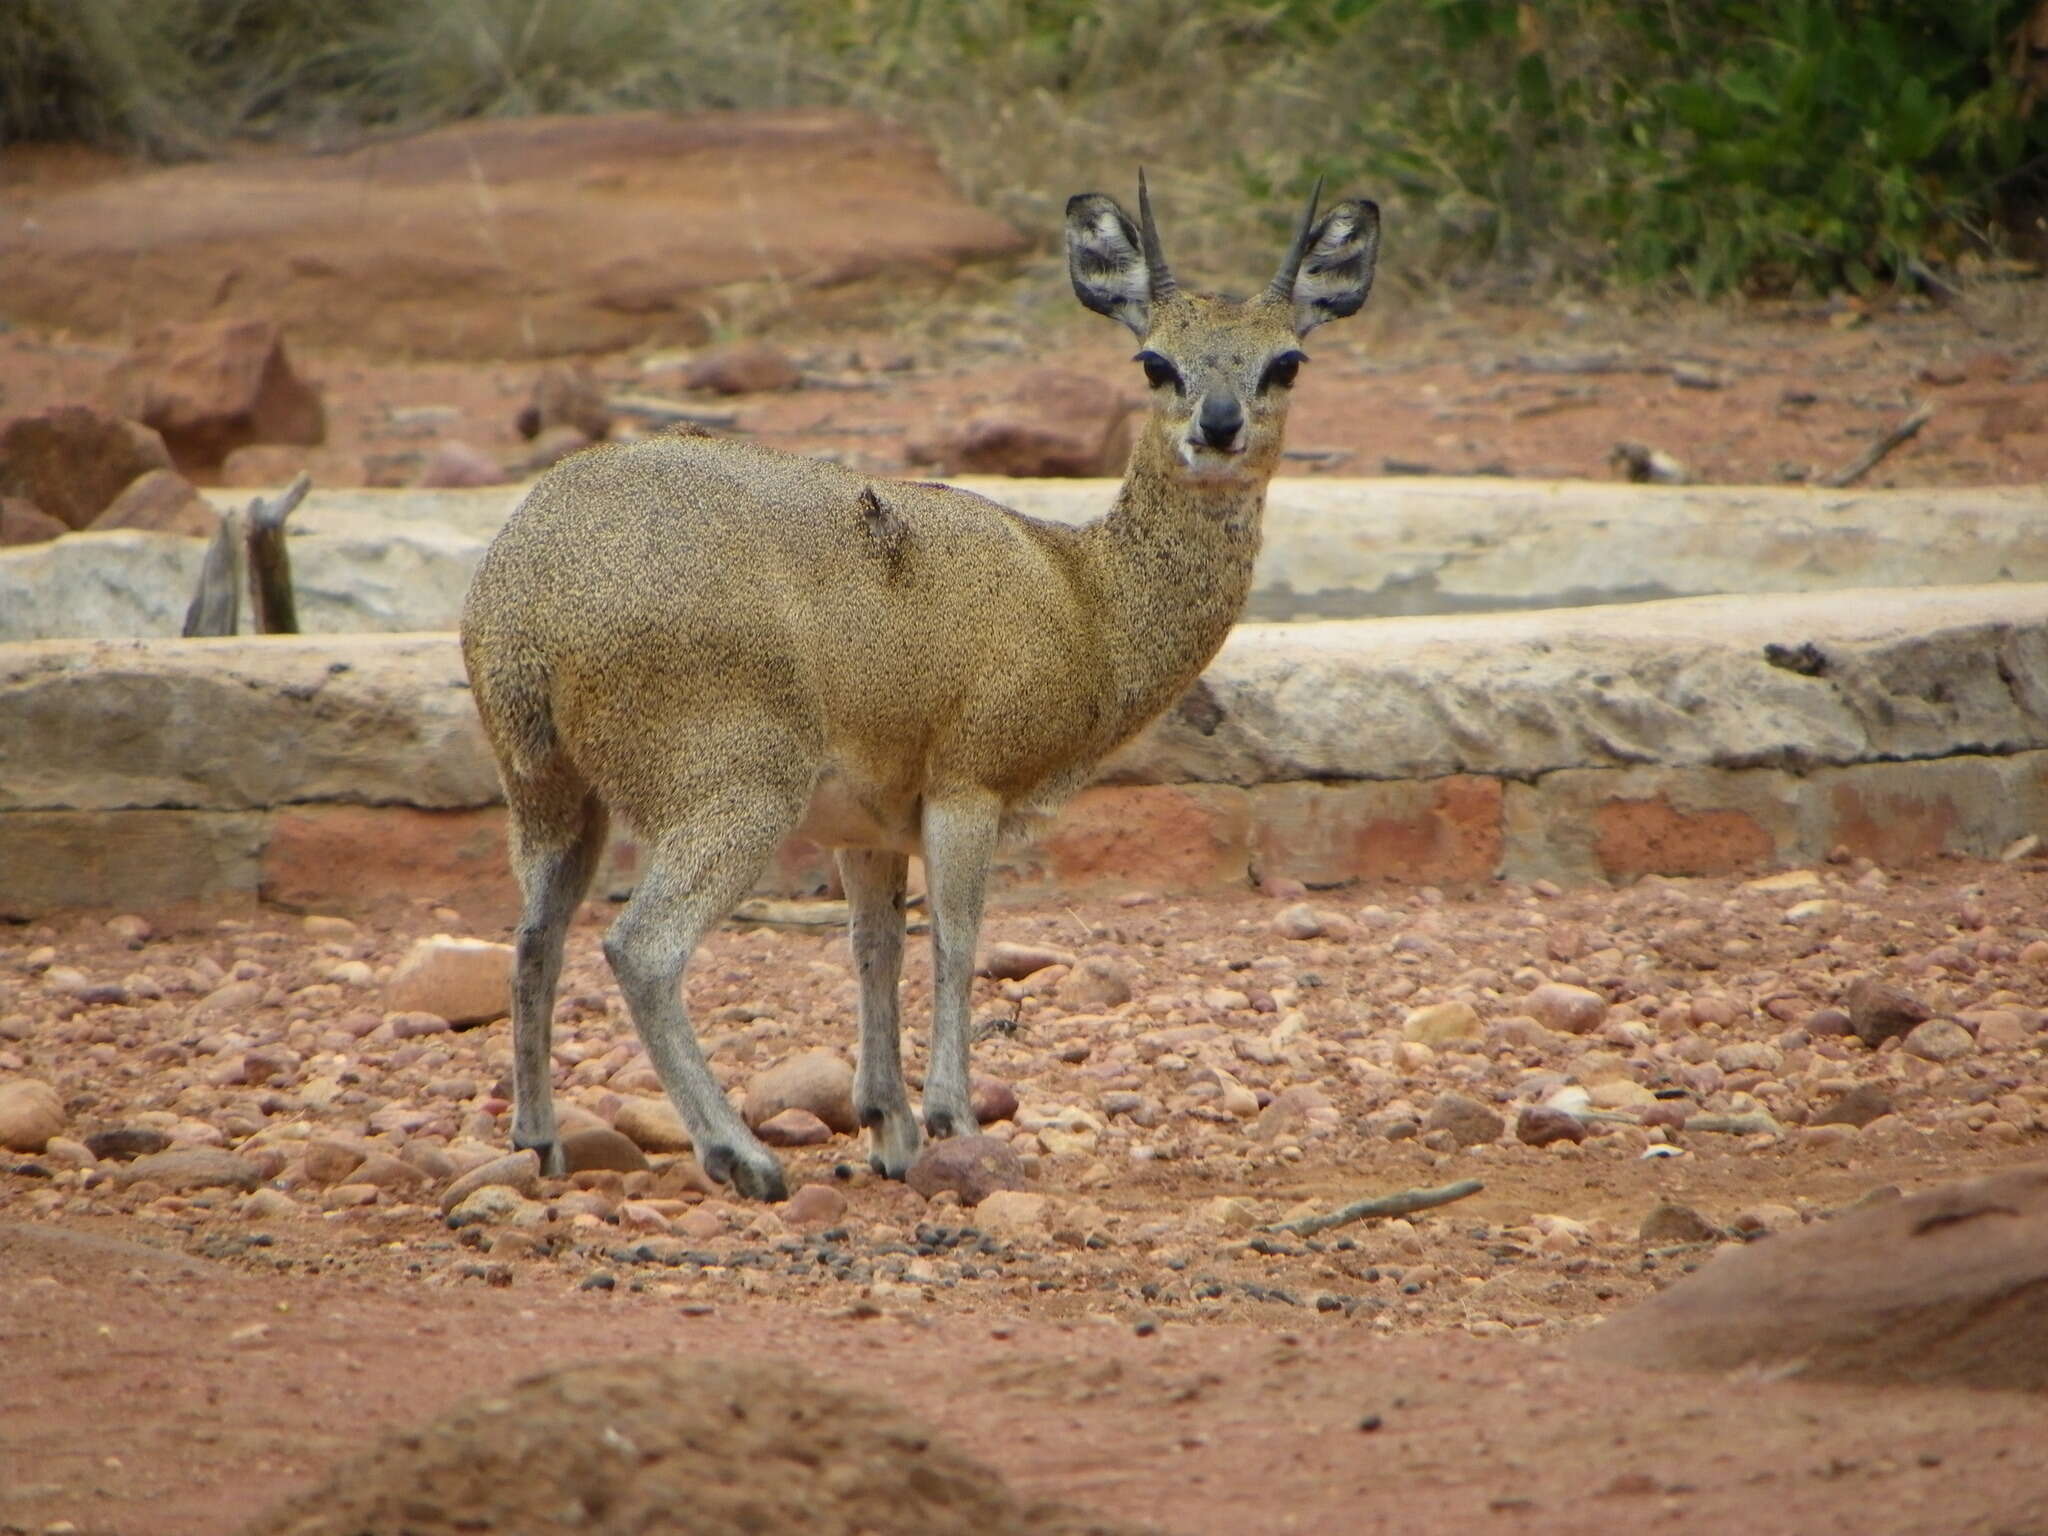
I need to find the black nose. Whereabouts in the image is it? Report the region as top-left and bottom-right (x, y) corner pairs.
(1197, 393), (1243, 449)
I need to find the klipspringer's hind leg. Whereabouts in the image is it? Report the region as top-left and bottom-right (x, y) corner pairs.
(920, 794), (1001, 1140)
(604, 791), (802, 1202)
(838, 848), (920, 1177)
(506, 782), (609, 1176)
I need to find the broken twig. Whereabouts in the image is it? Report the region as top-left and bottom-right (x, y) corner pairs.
(1820, 402), (1933, 488)
(1268, 1178), (1484, 1238)
(245, 471), (311, 635)
(182, 508), (244, 637)
(606, 394), (741, 431)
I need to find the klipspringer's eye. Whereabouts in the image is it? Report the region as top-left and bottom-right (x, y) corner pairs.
(1134, 350), (1182, 392)
(1260, 350), (1308, 392)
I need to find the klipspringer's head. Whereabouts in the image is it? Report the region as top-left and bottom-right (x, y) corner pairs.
(1066, 173), (1379, 484)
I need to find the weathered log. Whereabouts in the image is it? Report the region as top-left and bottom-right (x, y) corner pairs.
(181, 508), (243, 637)
(245, 472), (311, 635)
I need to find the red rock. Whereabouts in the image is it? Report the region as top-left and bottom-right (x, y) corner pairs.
(1515, 1104), (1588, 1146)
(517, 364), (611, 440)
(1424, 1092), (1504, 1146)
(1844, 976), (1930, 1046)
(0, 1079), (66, 1152)
(905, 1134), (1027, 1206)
(0, 405), (173, 529)
(385, 936), (513, 1026)
(560, 1126), (650, 1174)
(681, 342), (800, 395)
(970, 1076), (1019, 1126)
(756, 1107), (833, 1147)
(1052, 955), (1134, 1010)
(0, 496), (65, 546)
(114, 1147), (262, 1191)
(780, 1183), (848, 1227)
(415, 439), (507, 488)
(978, 942), (1075, 981)
(514, 424), (595, 474)
(1577, 1164), (2048, 1390)
(88, 468), (218, 537)
(907, 368), (1132, 477)
(741, 1049), (855, 1135)
(118, 318), (325, 473)
(1525, 982), (1608, 1035)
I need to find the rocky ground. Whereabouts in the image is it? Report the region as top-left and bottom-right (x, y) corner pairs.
(4, 858), (2046, 1534)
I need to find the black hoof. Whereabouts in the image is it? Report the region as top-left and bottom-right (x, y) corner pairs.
(924, 1108), (969, 1140)
(703, 1144), (787, 1203)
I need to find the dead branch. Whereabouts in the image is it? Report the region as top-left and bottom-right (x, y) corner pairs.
(1820, 402), (1933, 488)
(1268, 1178), (1484, 1238)
(245, 471), (311, 635)
(606, 394), (742, 431)
(1682, 1111), (1783, 1137)
(181, 508), (244, 637)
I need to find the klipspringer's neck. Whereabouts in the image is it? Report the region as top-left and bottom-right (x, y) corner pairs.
(1078, 430), (1272, 736)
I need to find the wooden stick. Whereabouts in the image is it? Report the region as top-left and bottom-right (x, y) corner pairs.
(181, 508), (243, 637)
(606, 394), (741, 431)
(1268, 1178), (1484, 1238)
(1821, 402), (1933, 488)
(245, 472), (311, 635)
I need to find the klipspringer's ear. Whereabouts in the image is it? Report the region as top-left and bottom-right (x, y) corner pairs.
(1066, 193), (1153, 337)
(1280, 198), (1380, 336)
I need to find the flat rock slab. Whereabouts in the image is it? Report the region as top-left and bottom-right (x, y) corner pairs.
(1576, 1165), (2048, 1391)
(5, 587), (2043, 818)
(1110, 581), (2048, 785)
(0, 111), (1025, 359)
(0, 634), (497, 813)
(8, 479), (2048, 642)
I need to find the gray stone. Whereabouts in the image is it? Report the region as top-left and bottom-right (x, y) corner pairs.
(1845, 977), (1931, 1046)
(82, 1125), (172, 1162)
(1902, 1018), (1975, 1063)
(1811, 1083), (1894, 1128)
(1423, 1092), (1504, 1147)
(1639, 1201), (1721, 1243)
(446, 1184), (547, 1229)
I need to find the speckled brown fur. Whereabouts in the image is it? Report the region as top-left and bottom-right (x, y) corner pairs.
(460, 179), (1380, 1198)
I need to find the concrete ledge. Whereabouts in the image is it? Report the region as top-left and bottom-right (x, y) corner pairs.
(3, 584), (2044, 915)
(4, 478), (2047, 640)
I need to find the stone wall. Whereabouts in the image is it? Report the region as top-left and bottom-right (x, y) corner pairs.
(5, 479), (2047, 640)
(4, 583), (2042, 917)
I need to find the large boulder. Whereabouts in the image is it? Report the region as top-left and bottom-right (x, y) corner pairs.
(0, 497), (65, 547)
(0, 112), (1027, 360)
(1576, 1164), (2048, 1390)
(116, 318), (325, 473)
(89, 469), (219, 538)
(908, 369), (1134, 478)
(0, 405), (173, 530)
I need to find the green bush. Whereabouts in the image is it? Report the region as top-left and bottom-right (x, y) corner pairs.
(3, 0), (2043, 295)
(1307, 0), (2048, 294)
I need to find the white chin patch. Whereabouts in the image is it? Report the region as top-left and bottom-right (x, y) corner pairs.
(1178, 440), (1246, 478)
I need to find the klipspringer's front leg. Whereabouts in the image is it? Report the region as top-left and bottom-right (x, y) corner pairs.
(919, 795), (1000, 1140)
(838, 847), (921, 1177)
